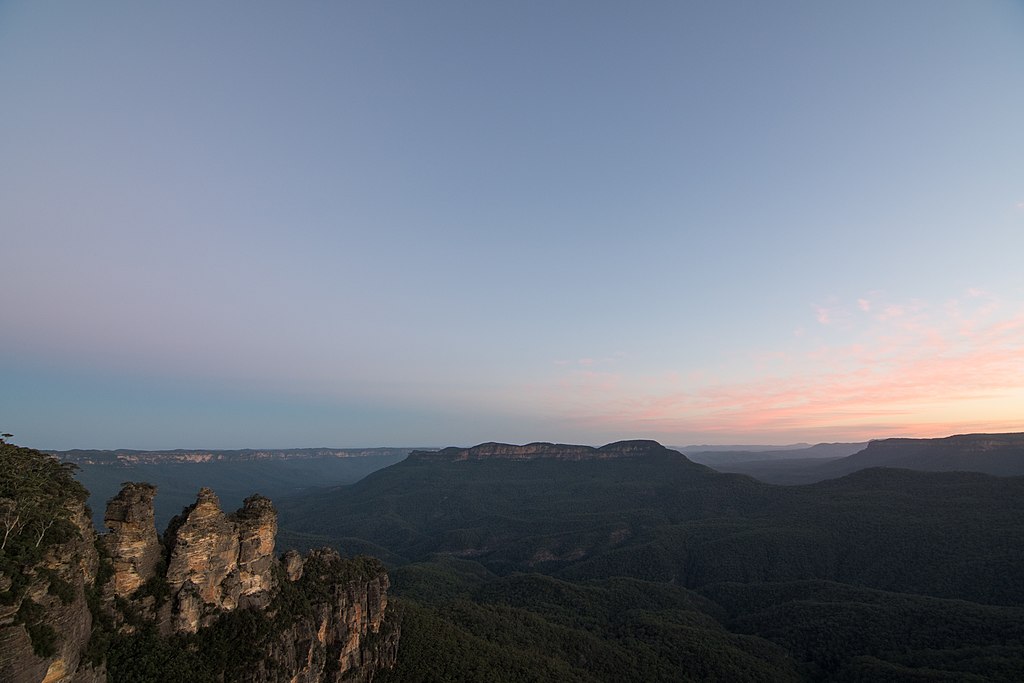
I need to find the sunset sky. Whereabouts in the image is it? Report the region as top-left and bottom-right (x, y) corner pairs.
(3, 1), (1023, 449)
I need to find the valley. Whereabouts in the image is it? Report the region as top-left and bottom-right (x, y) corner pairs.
(8, 433), (1023, 681)
(271, 436), (1024, 681)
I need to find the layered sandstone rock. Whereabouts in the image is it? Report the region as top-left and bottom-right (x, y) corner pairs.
(164, 488), (277, 631)
(234, 494), (277, 604)
(252, 549), (398, 683)
(102, 483), (160, 598)
(1, 477), (397, 682)
(281, 549), (304, 581)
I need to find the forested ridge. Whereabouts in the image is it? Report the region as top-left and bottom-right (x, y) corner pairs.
(277, 440), (1024, 681)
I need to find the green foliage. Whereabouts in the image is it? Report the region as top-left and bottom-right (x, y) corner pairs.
(382, 561), (800, 682)
(276, 452), (1024, 681)
(41, 568), (75, 604)
(0, 439), (93, 662)
(16, 597), (59, 658)
(106, 626), (215, 683)
(0, 440), (87, 570)
(277, 455), (1024, 605)
(702, 580), (1024, 681)
(82, 533), (117, 666)
(131, 562), (171, 607)
(298, 552), (385, 603)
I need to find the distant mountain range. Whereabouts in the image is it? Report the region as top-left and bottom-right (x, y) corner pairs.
(272, 436), (1024, 681)
(275, 438), (1024, 603)
(675, 442), (812, 453)
(682, 441), (867, 465)
(49, 432), (1024, 679)
(49, 446), (416, 465)
(709, 432), (1024, 484)
(823, 432), (1024, 476)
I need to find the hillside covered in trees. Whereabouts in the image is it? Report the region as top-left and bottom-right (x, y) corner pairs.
(277, 439), (1024, 681)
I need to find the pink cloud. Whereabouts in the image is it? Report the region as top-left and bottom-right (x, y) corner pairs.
(540, 292), (1024, 442)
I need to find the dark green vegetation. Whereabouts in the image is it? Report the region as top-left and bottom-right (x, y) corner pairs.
(380, 559), (801, 682)
(68, 452), (407, 529)
(0, 435), (89, 657)
(277, 441), (1024, 681)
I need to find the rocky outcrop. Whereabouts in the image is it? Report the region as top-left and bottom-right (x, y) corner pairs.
(282, 549), (304, 581)
(411, 439), (675, 461)
(234, 494), (277, 602)
(164, 488), (277, 632)
(102, 483), (160, 598)
(0, 499), (103, 683)
(1, 463), (398, 683)
(252, 549), (398, 683)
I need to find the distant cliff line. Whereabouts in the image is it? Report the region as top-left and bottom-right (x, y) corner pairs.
(49, 447), (418, 465)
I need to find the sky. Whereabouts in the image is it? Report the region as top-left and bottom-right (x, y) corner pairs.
(2, 1), (1023, 450)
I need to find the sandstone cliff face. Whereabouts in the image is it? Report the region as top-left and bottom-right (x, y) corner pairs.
(234, 494), (277, 602)
(103, 482), (160, 598)
(163, 488), (278, 632)
(0, 499), (103, 683)
(250, 549), (398, 683)
(2, 476), (398, 683)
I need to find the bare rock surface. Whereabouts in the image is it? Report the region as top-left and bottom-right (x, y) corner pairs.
(103, 483), (160, 598)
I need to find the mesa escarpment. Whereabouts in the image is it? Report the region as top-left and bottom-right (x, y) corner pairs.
(411, 439), (681, 461)
(1, 445), (398, 683)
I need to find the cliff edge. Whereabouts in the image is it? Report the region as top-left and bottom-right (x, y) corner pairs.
(0, 440), (398, 683)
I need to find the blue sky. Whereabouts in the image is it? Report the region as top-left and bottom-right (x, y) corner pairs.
(2, 1), (1023, 449)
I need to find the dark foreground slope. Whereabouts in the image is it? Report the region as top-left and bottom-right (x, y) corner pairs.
(277, 439), (1024, 682)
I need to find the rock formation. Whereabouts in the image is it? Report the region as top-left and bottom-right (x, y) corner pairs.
(0, 456), (398, 683)
(248, 549), (398, 683)
(161, 488), (279, 632)
(234, 494), (277, 601)
(102, 482), (160, 598)
(282, 549), (305, 581)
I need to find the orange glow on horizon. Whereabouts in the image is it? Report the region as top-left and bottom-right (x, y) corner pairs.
(540, 292), (1024, 443)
